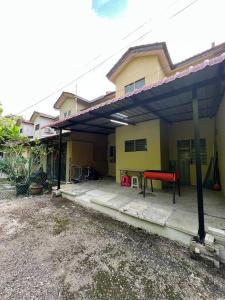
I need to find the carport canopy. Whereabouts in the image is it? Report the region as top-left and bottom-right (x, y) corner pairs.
(50, 54), (225, 134)
(50, 53), (225, 244)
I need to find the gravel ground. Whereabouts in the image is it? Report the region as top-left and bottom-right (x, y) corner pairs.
(0, 183), (225, 299)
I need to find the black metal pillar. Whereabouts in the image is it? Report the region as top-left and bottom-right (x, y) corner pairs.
(57, 128), (62, 190)
(192, 89), (205, 243)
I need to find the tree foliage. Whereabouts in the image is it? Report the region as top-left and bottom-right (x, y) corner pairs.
(0, 140), (49, 184)
(0, 102), (24, 145)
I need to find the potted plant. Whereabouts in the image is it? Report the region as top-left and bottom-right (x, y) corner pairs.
(0, 152), (29, 195)
(1, 140), (50, 196)
(29, 167), (47, 195)
(15, 175), (29, 195)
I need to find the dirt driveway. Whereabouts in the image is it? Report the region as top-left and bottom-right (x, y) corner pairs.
(0, 190), (225, 299)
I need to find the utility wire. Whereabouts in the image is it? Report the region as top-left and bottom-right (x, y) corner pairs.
(17, 0), (200, 115)
(169, 0), (199, 19)
(17, 26), (154, 115)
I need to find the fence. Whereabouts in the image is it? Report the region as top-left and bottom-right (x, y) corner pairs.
(0, 142), (57, 197)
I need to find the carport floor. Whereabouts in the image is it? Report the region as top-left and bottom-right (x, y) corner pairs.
(59, 178), (225, 245)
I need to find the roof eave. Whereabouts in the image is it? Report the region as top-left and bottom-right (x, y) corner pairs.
(106, 42), (173, 82)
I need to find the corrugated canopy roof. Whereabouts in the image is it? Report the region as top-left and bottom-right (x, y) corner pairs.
(49, 54), (225, 135)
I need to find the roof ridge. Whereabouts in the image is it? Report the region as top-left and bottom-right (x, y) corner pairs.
(174, 41), (225, 68)
(106, 42), (172, 80)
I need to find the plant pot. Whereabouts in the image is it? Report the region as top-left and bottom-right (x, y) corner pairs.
(30, 184), (43, 195)
(16, 183), (29, 195)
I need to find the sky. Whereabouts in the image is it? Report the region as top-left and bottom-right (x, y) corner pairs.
(0, 0), (224, 119)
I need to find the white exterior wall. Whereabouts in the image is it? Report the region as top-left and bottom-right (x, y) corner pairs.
(33, 116), (56, 139)
(20, 123), (34, 138)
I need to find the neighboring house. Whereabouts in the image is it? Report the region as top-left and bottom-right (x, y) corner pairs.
(41, 91), (115, 182)
(105, 42), (225, 187)
(53, 92), (91, 120)
(53, 91), (116, 119)
(30, 111), (58, 139)
(46, 41), (225, 196)
(19, 120), (34, 139)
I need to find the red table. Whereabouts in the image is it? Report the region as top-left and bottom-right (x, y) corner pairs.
(143, 170), (181, 204)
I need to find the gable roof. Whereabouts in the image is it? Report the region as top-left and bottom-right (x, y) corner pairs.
(106, 42), (173, 82)
(53, 92), (90, 109)
(106, 41), (225, 83)
(30, 111), (58, 123)
(174, 41), (225, 69)
(48, 53), (225, 132)
(22, 120), (34, 125)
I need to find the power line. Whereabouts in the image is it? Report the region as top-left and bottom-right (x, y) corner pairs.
(122, 19), (150, 40)
(169, 0), (200, 19)
(17, 27), (154, 115)
(17, 0), (201, 115)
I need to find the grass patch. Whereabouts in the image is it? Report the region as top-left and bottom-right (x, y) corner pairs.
(53, 216), (70, 235)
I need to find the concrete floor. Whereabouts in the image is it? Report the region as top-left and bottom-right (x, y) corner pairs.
(60, 178), (225, 244)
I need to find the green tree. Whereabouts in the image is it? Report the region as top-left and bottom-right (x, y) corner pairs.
(0, 103), (24, 144)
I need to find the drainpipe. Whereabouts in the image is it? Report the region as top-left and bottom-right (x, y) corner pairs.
(57, 128), (62, 190)
(192, 88), (205, 243)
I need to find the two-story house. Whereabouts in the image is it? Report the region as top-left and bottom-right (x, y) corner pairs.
(43, 91), (115, 182)
(45, 41), (225, 196)
(105, 42), (225, 188)
(30, 111), (58, 139)
(19, 120), (34, 139)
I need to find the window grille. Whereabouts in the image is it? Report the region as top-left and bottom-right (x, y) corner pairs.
(125, 139), (147, 152)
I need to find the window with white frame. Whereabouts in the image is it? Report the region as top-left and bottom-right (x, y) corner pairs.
(64, 110), (71, 118)
(124, 78), (145, 94)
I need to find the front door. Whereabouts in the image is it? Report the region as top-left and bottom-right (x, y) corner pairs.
(177, 140), (190, 185)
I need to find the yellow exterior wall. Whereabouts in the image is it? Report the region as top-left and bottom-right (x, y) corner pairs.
(59, 98), (77, 119)
(160, 120), (170, 170)
(116, 119), (162, 189)
(59, 98), (89, 119)
(169, 118), (215, 185)
(108, 133), (116, 177)
(114, 55), (165, 97)
(77, 101), (89, 112)
(70, 132), (108, 176)
(66, 141), (72, 182)
(216, 92), (225, 195)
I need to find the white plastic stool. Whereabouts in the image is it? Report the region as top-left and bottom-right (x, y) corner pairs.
(131, 176), (139, 188)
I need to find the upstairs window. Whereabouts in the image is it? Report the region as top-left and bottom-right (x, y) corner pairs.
(64, 110), (71, 118)
(124, 78), (145, 94)
(135, 78), (145, 89)
(35, 124), (40, 131)
(124, 83), (134, 94)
